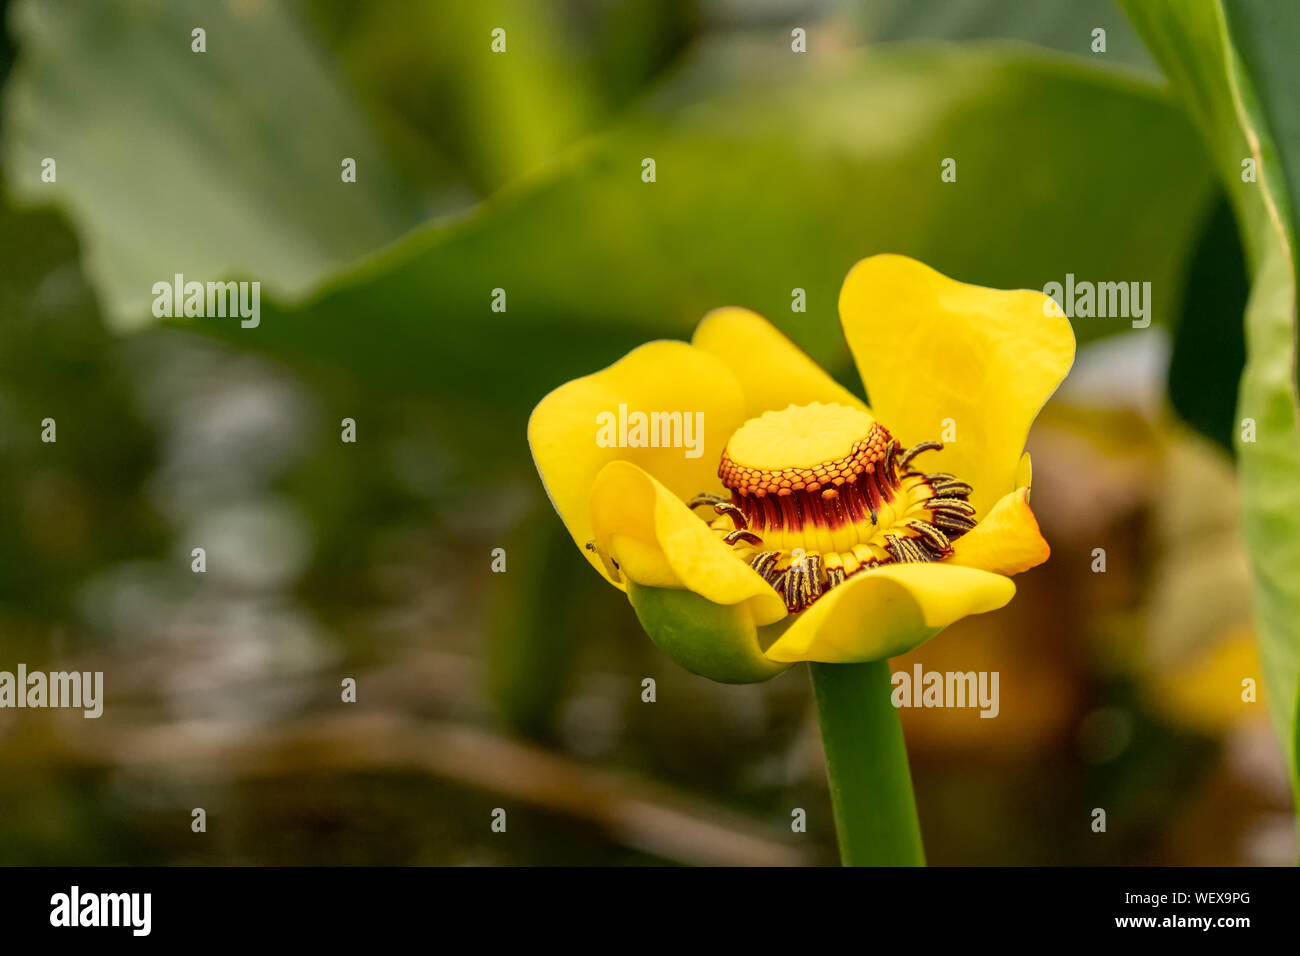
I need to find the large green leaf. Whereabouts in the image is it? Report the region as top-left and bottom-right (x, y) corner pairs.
(2, 0), (426, 331)
(1123, 0), (1300, 818)
(197, 45), (1213, 417)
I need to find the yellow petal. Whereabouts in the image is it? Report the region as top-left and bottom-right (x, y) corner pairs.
(591, 460), (788, 625)
(1015, 451), (1033, 490)
(948, 487), (1049, 576)
(528, 341), (747, 586)
(763, 563), (1014, 663)
(692, 307), (866, 418)
(838, 255), (1074, 518)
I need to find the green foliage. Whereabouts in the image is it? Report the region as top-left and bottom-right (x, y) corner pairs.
(217, 47), (1212, 422)
(1124, 0), (1300, 822)
(1167, 195), (1248, 454)
(2, 0), (425, 330)
(857, 0), (1157, 72)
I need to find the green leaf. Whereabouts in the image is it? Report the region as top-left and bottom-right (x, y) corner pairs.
(202, 45), (1214, 416)
(857, 0), (1158, 74)
(1167, 194), (1248, 454)
(2, 0), (426, 331)
(1123, 0), (1300, 816)
(305, 0), (599, 197)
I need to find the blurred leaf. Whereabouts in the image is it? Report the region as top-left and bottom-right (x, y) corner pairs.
(306, 0), (695, 201)
(1124, 0), (1300, 821)
(1167, 195), (1248, 453)
(857, 0), (1158, 73)
(202, 45), (1213, 425)
(585, 0), (702, 111)
(2, 0), (426, 331)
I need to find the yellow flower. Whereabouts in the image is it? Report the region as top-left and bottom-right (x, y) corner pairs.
(528, 255), (1075, 683)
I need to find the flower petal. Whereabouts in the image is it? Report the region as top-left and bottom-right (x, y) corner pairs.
(591, 460), (788, 625)
(528, 341), (747, 586)
(1015, 451), (1033, 490)
(627, 582), (792, 684)
(763, 563), (1015, 663)
(692, 307), (866, 418)
(838, 254), (1074, 518)
(949, 487), (1049, 576)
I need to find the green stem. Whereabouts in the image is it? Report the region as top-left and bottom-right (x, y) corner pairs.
(809, 660), (925, 866)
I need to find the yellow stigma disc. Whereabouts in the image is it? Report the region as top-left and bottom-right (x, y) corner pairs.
(724, 402), (876, 470)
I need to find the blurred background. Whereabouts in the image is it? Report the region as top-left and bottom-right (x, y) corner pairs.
(0, 0), (1292, 865)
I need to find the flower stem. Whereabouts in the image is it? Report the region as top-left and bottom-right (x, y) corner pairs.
(809, 660), (925, 866)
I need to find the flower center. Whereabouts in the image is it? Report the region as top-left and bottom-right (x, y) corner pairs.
(691, 402), (977, 612)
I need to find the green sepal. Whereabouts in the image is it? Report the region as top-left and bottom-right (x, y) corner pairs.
(626, 582), (792, 685)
